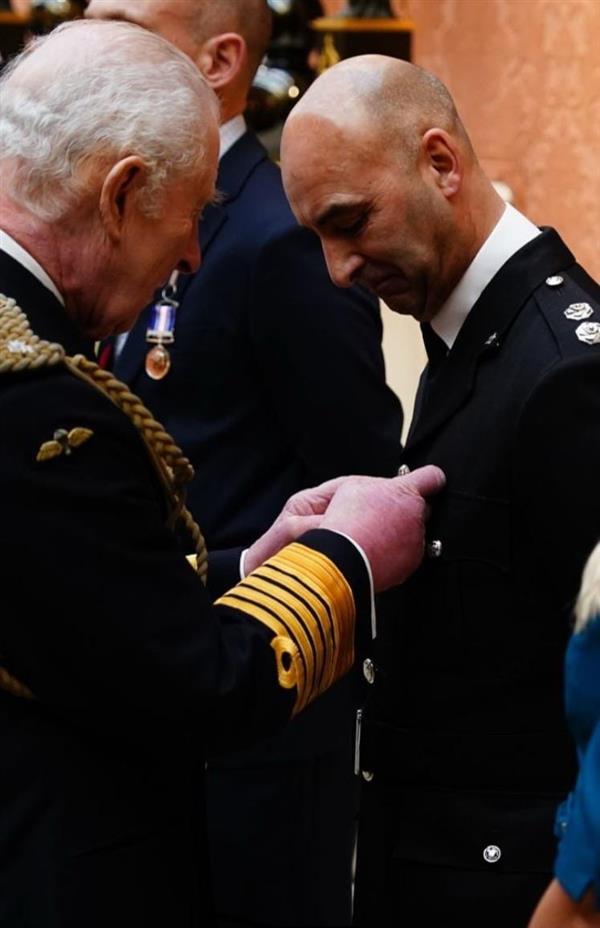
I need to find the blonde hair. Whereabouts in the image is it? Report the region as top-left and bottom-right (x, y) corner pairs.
(575, 541), (600, 632)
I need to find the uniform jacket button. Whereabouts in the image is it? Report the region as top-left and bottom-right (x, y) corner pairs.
(397, 464), (410, 476)
(361, 770), (374, 782)
(362, 657), (376, 684)
(427, 539), (443, 558)
(483, 845), (501, 863)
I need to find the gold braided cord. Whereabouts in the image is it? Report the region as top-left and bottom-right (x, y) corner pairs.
(0, 293), (209, 699)
(0, 294), (65, 371)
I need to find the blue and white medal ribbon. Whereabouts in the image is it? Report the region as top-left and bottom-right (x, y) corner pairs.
(145, 270), (179, 380)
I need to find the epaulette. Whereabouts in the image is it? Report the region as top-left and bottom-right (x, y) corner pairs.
(0, 293), (65, 374)
(534, 272), (600, 360)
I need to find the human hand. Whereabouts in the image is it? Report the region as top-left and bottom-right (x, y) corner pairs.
(244, 476), (348, 574)
(528, 878), (600, 927)
(319, 465), (446, 591)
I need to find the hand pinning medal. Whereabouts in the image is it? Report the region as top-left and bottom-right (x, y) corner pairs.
(145, 270), (180, 380)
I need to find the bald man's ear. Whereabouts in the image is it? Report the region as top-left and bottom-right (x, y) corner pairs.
(196, 33), (246, 91)
(421, 129), (461, 198)
(98, 156), (147, 243)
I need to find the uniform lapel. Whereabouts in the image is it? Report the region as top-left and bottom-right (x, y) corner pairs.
(116, 132), (268, 383)
(406, 229), (576, 452)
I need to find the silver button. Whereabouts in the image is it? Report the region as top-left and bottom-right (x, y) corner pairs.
(427, 539), (443, 558)
(483, 844), (501, 863)
(362, 658), (376, 685)
(397, 464), (411, 476)
(545, 275), (564, 287)
(361, 770), (374, 782)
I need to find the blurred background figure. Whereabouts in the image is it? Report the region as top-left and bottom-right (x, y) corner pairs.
(529, 541), (600, 928)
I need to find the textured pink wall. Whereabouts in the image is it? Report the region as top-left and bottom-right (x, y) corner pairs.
(410, 0), (600, 276)
(320, 0), (600, 276)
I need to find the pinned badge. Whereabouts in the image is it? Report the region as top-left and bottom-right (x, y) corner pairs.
(564, 302), (594, 321)
(36, 427), (94, 462)
(545, 276), (564, 288)
(575, 322), (600, 346)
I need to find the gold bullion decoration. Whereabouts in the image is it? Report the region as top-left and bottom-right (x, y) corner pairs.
(36, 427), (94, 462)
(564, 302), (594, 321)
(575, 322), (600, 346)
(215, 542), (355, 715)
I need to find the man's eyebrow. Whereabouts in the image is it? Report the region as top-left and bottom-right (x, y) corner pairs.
(315, 201), (366, 228)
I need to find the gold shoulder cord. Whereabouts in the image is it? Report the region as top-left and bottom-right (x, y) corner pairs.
(0, 293), (208, 700)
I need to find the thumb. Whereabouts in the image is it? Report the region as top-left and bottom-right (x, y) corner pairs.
(398, 465), (446, 498)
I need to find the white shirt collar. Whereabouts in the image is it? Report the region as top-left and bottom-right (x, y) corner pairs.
(219, 114), (247, 160)
(0, 229), (65, 307)
(431, 204), (541, 349)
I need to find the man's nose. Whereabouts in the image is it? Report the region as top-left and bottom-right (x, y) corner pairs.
(178, 229), (202, 275)
(322, 241), (364, 289)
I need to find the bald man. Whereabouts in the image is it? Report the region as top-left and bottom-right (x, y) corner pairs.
(281, 56), (600, 927)
(83, 4), (403, 927)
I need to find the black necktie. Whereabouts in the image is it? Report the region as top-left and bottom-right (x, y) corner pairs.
(421, 322), (449, 383)
(410, 323), (449, 430)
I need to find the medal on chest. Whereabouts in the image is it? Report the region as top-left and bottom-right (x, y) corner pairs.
(145, 271), (179, 380)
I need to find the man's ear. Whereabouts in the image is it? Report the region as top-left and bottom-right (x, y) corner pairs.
(98, 155), (147, 243)
(421, 128), (461, 198)
(195, 33), (246, 91)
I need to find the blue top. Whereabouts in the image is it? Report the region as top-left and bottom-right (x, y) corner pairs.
(555, 611), (600, 902)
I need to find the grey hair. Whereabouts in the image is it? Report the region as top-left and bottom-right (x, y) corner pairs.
(575, 541), (600, 632)
(0, 19), (219, 222)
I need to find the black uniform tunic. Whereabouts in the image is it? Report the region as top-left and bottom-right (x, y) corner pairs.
(354, 229), (600, 928)
(0, 250), (369, 928)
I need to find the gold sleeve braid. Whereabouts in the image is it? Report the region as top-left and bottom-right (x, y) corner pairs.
(215, 542), (356, 716)
(0, 293), (208, 700)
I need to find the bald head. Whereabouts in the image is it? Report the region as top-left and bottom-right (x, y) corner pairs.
(281, 56), (502, 323)
(85, 0), (272, 93)
(286, 55), (471, 158)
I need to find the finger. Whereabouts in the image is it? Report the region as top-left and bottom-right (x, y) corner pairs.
(397, 464), (446, 497)
(286, 475), (351, 514)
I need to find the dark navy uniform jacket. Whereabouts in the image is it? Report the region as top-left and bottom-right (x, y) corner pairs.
(0, 250), (370, 928)
(115, 132), (402, 927)
(354, 230), (600, 928)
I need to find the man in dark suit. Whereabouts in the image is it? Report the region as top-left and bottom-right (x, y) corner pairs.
(85, 2), (404, 925)
(0, 23), (444, 928)
(281, 55), (600, 927)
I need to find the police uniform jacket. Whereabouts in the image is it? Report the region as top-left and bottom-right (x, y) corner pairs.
(355, 229), (600, 926)
(0, 251), (370, 928)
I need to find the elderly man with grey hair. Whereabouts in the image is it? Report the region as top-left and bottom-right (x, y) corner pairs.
(0, 19), (445, 928)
